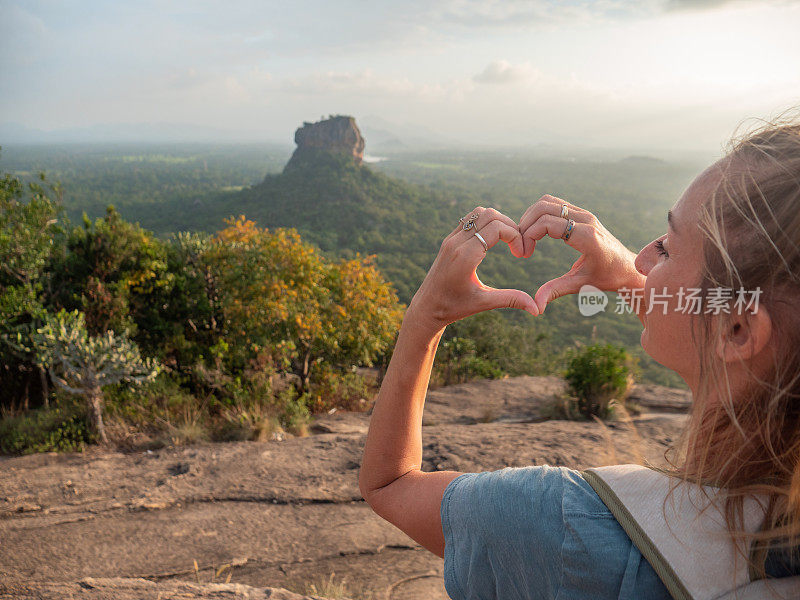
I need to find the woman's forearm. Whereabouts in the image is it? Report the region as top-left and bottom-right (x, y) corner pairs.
(358, 308), (445, 499)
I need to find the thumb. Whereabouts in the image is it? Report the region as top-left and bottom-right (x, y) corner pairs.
(534, 275), (581, 314)
(481, 287), (539, 316)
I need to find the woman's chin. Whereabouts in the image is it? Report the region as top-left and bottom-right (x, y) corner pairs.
(639, 328), (659, 363)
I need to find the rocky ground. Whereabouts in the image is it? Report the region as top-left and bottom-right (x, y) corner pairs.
(0, 376), (690, 600)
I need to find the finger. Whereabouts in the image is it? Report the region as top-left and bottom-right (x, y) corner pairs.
(459, 220), (525, 258)
(519, 195), (593, 232)
(519, 199), (564, 257)
(518, 197), (593, 256)
(520, 214), (591, 256)
(452, 207), (517, 244)
(478, 285), (539, 316)
(534, 273), (584, 314)
(471, 207), (518, 232)
(444, 206), (486, 244)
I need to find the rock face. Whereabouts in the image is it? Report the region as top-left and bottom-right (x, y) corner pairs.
(284, 115), (365, 171)
(0, 578), (331, 600)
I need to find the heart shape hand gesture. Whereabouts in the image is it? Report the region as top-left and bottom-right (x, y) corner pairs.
(406, 196), (645, 333)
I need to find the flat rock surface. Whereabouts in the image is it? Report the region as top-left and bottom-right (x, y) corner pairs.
(0, 578), (327, 600)
(0, 376), (690, 599)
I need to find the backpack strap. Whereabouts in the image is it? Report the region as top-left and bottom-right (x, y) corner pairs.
(581, 465), (770, 600)
(582, 468), (692, 600)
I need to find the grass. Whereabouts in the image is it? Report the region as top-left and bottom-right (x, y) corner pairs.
(189, 558), (246, 584)
(158, 406), (209, 446)
(540, 392), (643, 422)
(299, 572), (374, 600)
(186, 563), (375, 599)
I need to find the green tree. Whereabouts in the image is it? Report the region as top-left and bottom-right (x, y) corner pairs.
(210, 216), (403, 391)
(47, 205), (171, 338)
(135, 231), (220, 371)
(12, 309), (161, 443)
(0, 171), (64, 409)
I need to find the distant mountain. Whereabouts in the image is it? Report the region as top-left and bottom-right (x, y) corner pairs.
(177, 116), (466, 301)
(618, 155), (667, 165)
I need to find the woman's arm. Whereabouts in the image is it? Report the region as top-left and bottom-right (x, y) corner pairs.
(358, 207), (538, 558)
(357, 309), (459, 558)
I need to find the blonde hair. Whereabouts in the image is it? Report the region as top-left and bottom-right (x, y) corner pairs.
(670, 108), (800, 576)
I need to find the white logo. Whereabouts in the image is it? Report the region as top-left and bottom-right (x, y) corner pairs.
(578, 284), (608, 316)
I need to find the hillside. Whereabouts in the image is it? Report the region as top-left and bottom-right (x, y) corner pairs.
(167, 117), (462, 302)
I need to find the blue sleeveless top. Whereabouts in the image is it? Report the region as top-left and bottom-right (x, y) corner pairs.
(439, 465), (672, 600)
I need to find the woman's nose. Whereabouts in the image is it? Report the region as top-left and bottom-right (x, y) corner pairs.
(634, 244), (654, 276)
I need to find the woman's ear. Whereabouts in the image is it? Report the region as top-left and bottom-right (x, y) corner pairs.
(715, 306), (772, 363)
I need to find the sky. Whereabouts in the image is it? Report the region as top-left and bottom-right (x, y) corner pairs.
(2, 0), (799, 154)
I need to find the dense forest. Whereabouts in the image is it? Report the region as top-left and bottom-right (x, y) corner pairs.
(0, 142), (707, 452)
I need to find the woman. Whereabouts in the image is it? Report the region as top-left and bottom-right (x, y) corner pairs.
(358, 116), (800, 599)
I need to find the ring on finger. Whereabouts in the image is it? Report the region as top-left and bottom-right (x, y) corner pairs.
(474, 231), (488, 252)
(462, 212), (480, 231)
(562, 218), (575, 241)
(560, 204), (569, 220)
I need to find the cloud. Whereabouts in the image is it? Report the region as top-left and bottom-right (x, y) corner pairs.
(430, 0), (644, 29)
(663, 0), (785, 11)
(473, 60), (540, 85)
(0, 4), (49, 67)
(274, 69), (472, 102)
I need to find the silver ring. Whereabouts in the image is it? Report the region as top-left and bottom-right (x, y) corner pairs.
(560, 204), (569, 220)
(562, 218), (575, 241)
(461, 211), (480, 231)
(474, 231), (488, 252)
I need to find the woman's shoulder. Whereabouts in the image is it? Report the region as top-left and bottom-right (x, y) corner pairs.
(443, 464), (614, 522)
(441, 465), (671, 600)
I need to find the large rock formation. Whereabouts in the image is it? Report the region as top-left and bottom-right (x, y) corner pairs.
(284, 115), (365, 171)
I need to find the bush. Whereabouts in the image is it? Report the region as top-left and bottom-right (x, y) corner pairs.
(159, 405), (209, 446)
(562, 343), (637, 420)
(105, 372), (198, 427)
(277, 388), (311, 436)
(442, 311), (558, 377)
(432, 337), (504, 387)
(309, 366), (371, 413)
(0, 405), (95, 454)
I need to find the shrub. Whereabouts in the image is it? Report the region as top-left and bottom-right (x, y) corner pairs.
(442, 311), (558, 377)
(213, 397), (282, 442)
(562, 343), (637, 420)
(0, 404), (95, 454)
(309, 366), (371, 413)
(105, 372), (198, 427)
(432, 337), (504, 387)
(277, 388), (311, 436)
(159, 405), (209, 446)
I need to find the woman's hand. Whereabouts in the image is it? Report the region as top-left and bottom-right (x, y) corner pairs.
(518, 195), (646, 314)
(407, 207), (539, 332)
